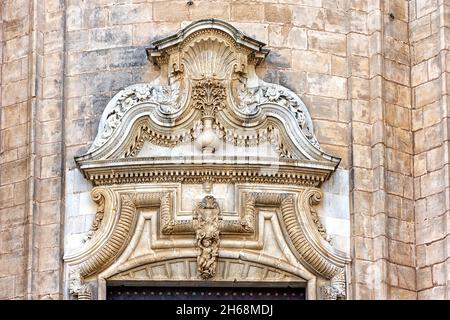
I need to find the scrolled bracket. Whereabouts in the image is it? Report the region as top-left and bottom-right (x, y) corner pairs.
(303, 188), (331, 242)
(83, 188), (106, 243)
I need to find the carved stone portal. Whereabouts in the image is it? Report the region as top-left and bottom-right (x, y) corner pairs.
(65, 19), (351, 300)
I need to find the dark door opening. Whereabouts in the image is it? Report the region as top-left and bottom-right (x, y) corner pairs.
(107, 281), (306, 300)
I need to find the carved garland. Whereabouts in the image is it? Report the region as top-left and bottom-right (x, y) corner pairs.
(123, 121), (294, 159)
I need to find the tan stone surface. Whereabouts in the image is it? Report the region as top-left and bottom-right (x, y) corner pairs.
(1, 0), (450, 301)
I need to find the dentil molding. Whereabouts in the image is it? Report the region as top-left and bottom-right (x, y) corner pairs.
(75, 19), (340, 187)
(67, 19), (350, 300)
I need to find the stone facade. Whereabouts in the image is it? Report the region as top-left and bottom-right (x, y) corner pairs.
(0, 0), (449, 300)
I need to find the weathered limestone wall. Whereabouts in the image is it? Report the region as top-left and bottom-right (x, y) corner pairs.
(410, 0), (450, 299)
(0, 0), (66, 299)
(350, 0), (416, 299)
(0, 0), (31, 300)
(1, 0), (449, 300)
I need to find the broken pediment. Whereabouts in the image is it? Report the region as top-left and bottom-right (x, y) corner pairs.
(75, 19), (340, 187)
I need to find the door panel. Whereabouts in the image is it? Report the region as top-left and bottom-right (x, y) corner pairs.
(107, 283), (306, 300)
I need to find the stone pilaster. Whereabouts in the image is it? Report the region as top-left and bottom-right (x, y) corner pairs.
(410, 0), (450, 300)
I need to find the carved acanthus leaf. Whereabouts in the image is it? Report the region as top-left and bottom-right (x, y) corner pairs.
(83, 190), (105, 243)
(307, 190), (331, 243)
(235, 80), (320, 149)
(92, 80), (183, 151)
(191, 78), (227, 117)
(69, 268), (91, 300)
(320, 268), (346, 300)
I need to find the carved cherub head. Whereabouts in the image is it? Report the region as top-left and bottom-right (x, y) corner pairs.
(200, 195), (219, 209)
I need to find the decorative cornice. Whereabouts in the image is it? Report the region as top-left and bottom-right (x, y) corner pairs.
(78, 161), (333, 187)
(78, 19), (340, 183)
(147, 19), (269, 62)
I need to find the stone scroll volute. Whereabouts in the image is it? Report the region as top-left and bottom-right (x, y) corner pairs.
(65, 19), (350, 300)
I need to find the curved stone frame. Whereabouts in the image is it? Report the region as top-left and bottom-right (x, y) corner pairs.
(64, 184), (350, 300)
(75, 19), (340, 175)
(66, 19), (351, 300)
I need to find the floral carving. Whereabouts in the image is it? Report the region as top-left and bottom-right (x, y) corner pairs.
(235, 80), (321, 149)
(320, 269), (346, 300)
(307, 190), (331, 243)
(193, 196), (222, 279)
(69, 268), (91, 300)
(83, 191), (105, 242)
(70, 21), (348, 300)
(92, 79), (183, 151)
(191, 78), (227, 118)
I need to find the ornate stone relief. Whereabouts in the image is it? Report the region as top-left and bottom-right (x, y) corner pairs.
(193, 196), (221, 278)
(68, 19), (350, 300)
(123, 119), (293, 159)
(191, 78), (227, 117)
(234, 78), (320, 149)
(69, 268), (91, 300)
(320, 269), (347, 300)
(83, 190), (105, 242)
(67, 185), (350, 300)
(91, 78), (184, 151)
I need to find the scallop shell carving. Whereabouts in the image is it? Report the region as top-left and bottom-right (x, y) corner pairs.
(182, 38), (237, 79)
